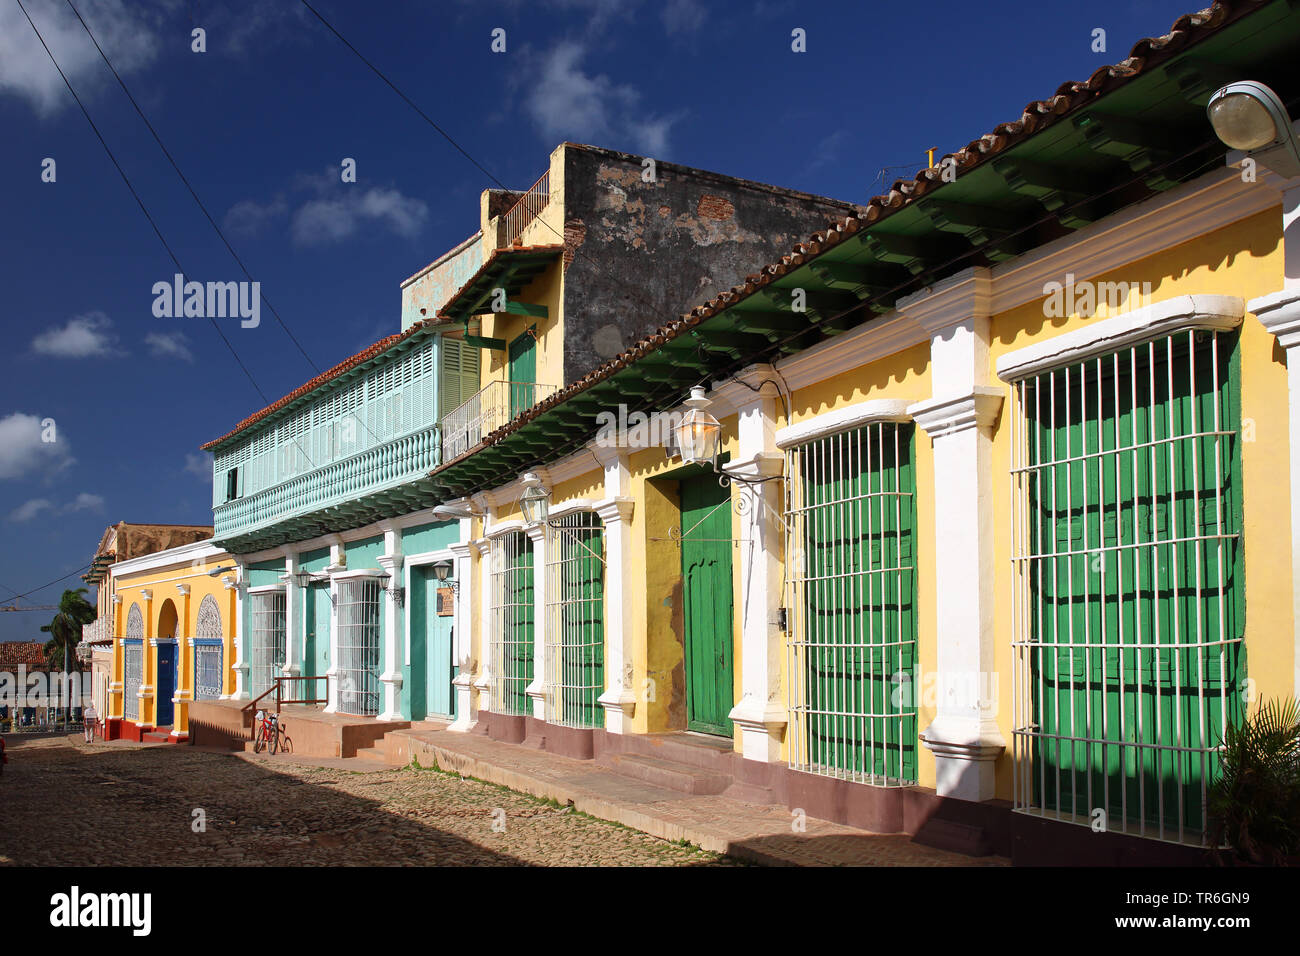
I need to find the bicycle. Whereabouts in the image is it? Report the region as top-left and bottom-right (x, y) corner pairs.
(252, 709), (285, 755)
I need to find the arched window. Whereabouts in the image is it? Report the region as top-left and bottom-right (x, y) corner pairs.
(124, 602), (144, 720)
(194, 594), (224, 700)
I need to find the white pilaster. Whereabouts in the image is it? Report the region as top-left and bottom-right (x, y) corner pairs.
(280, 552), (301, 681)
(524, 520), (549, 720)
(447, 532), (476, 732)
(230, 564), (250, 701)
(470, 537), (493, 719)
(715, 365), (788, 762)
(592, 445), (636, 732)
(377, 525), (404, 721)
(323, 539), (345, 713)
(901, 267), (1007, 802)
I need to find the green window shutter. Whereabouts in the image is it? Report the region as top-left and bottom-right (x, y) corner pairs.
(790, 422), (917, 785)
(439, 336), (482, 419)
(1019, 329), (1244, 840)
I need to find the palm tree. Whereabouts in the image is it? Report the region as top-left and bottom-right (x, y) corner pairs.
(40, 587), (97, 673)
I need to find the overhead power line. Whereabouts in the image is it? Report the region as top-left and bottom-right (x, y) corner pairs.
(62, 0), (323, 377)
(14, 0), (273, 408)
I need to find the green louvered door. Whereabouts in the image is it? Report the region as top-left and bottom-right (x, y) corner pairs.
(788, 422), (917, 785)
(508, 330), (536, 419)
(1015, 329), (1244, 841)
(681, 474), (734, 736)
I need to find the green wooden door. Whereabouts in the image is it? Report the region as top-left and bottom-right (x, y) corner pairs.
(508, 329), (537, 419)
(680, 474), (734, 735)
(1025, 330), (1244, 833)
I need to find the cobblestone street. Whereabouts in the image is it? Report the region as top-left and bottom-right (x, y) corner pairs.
(0, 736), (737, 866)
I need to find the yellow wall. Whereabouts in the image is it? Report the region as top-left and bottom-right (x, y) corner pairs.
(111, 550), (237, 735)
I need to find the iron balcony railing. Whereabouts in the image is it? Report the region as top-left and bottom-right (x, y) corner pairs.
(441, 379), (558, 461)
(213, 422), (441, 538)
(501, 170), (550, 248)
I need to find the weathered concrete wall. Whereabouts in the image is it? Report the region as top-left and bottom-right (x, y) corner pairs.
(557, 144), (860, 384)
(401, 233), (485, 331)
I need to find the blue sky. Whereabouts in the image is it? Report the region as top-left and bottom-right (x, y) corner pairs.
(0, 0), (1198, 639)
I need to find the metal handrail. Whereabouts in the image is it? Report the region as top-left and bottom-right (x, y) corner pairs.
(501, 170), (550, 248)
(440, 379), (558, 460)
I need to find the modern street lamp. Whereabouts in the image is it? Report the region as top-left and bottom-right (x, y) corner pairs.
(1207, 80), (1300, 177)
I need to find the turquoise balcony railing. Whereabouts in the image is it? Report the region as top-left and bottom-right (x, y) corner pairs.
(213, 422), (441, 541)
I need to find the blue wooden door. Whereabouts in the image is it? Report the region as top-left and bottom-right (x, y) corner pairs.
(156, 642), (176, 726)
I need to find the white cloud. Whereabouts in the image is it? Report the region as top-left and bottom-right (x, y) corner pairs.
(8, 498), (53, 522)
(291, 187), (429, 246)
(31, 312), (123, 359)
(0, 412), (72, 480)
(144, 330), (194, 362)
(184, 453), (211, 483)
(223, 196), (288, 237)
(0, 0), (160, 117)
(525, 42), (681, 155)
(8, 491), (104, 522)
(64, 492), (104, 513)
(661, 0), (706, 35)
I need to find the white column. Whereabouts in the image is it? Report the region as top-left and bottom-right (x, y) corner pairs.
(718, 366), (788, 762)
(902, 267), (1007, 802)
(448, 534), (476, 732)
(377, 525), (404, 721)
(280, 552), (301, 681)
(230, 563), (250, 701)
(524, 520), (549, 720)
(471, 537), (493, 716)
(323, 540), (345, 714)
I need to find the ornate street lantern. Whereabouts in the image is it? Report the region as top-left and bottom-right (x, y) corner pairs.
(675, 387), (721, 466)
(519, 472), (550, 526)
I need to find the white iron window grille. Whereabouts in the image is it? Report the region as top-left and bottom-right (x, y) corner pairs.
(250, 590), (287, 700)
(337, 577), (383, 717)
(491, 532), (535, 715)
(123, 641), (143, 722)
(194, 594), (224, 700)
(1008, 328), (1244, 845)
(545, 512), (605, 728)
(784, 422), (918, 786)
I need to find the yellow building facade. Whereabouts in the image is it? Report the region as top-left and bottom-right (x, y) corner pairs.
(103, 540), (238, 742)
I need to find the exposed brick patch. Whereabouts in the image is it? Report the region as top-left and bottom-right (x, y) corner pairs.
(696, 194), (735, 221)
(564, 219), (587, 271)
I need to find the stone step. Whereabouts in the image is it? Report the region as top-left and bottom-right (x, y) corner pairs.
(598, 752), (733, 795)
(911, 818), (994, 857)
(354, 746), (388, 763)
(625, 733), (737, 772)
